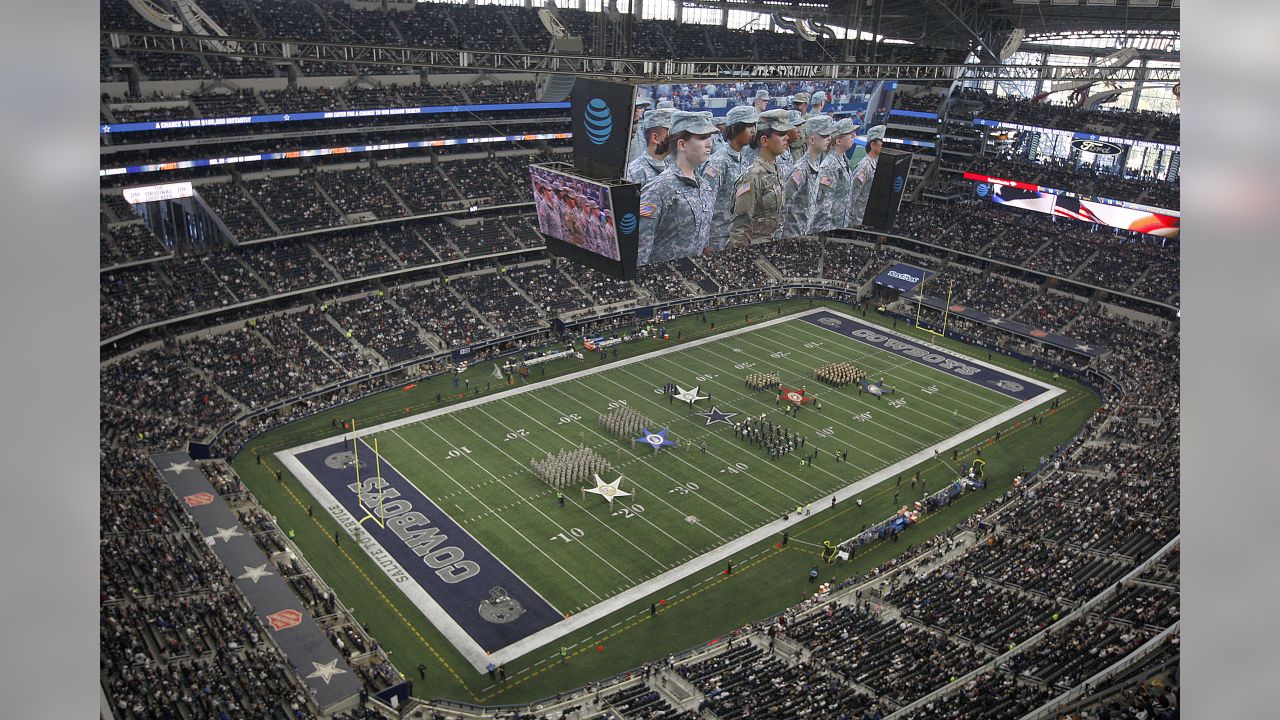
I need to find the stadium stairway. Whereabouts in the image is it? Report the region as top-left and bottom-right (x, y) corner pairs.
(322, 311), (389, 367)
(755, 256), (785, 282)
(369, 163), (416, 217)
(442, 280), (502, 337)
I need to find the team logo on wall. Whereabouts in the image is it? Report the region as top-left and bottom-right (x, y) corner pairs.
(584, 98), (613, 145)
(324, 451), (367, 470)
(619, 212), (637, 235)
(478, 587), (526, 624)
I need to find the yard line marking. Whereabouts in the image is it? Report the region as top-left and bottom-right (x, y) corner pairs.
(605, 362), (868, 493)
(777, 322), (1009, 415)
(731, 331), (964, 443)
(595, 368), (829, 504)
(634, 345), (900, 468)
(465, 404), (683, 564)
(784, 319), (1030, 408)
(568, 373), (806, 513)
(386, 427), (605, 601)
(415, 419), (638, 584)
(515, 389), (738, 540)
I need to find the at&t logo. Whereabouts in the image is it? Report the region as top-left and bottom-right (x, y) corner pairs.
(893, 175), (905, 193)
(619, 212), (637, 235)
(584, 98), (613, 145)
(976, 183), (991, 198)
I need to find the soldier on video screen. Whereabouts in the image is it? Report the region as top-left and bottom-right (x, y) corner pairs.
(702, 104), (759, 251)
(779, 114), (834, 239)
(636, 111), (718, 265)
(812, 118), (858, 234)
(849, 125), (886, 227)
(626, 107), (675, 188)
(626, 95), (653, 166)
(727, 109), (795, 249)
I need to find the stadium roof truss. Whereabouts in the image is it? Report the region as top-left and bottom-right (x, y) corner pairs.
(101, 31), (1179, 84)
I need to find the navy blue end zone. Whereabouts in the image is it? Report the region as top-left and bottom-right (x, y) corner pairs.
(293, 440), (562, 655)
(801, 310), (1052, 402)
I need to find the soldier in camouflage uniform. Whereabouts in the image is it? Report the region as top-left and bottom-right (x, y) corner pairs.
(563, 193), (586, 248)
(710, 116), (727, 155)
(541, 182), (567, 241)
(727, 109), (795, 248)
(812, 117), (858, 234)
(848, 124), (886, 227)
(779, 114), (834, 239)
(625, 107), (675, 188)
(702, 104), (759, 251)
(775, 109), (806, 182)
(581, 197), (618, 259)
(626, 96), (653, 166)
(636, 111), (719, 265)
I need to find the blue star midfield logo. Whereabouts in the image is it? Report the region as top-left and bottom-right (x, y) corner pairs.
(635, 427), (678, 451)
(693, 406), (738, 427)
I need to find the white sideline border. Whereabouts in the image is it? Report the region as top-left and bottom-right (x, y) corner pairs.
(278, 306), (1066, 672)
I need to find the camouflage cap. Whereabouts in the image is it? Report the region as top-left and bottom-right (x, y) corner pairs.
(805, 115), (836, 136)
(792, 92), (811, 104)
(723, 105), (760, 126)
(641, 107), (675, 130)
(757, 108), (796, 132)
(669, 110), (719, 136)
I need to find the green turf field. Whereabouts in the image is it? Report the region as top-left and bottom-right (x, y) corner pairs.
(241, 301), (1098, 704)
(333, 312), (1030, 616)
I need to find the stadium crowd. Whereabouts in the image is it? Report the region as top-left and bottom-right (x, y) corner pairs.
(101, 4), (1180, 714)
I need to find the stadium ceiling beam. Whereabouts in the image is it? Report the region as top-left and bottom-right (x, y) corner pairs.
(102, 31), (1178, 83)
(922, 0), (1005, 64)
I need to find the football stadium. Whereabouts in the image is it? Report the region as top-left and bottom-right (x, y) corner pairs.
(99, 1), (1180, 718)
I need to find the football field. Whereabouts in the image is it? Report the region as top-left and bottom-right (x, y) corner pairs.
(278, 307), (1060, 671)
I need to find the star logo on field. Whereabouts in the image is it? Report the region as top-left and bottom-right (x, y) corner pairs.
(584, 474), (632, 504)
(674, 385), (708, 404)
(693, 406), (738, 426)
(208, 526), (243, 543)
(238, 564), (273, 583)
(166, 461), (193, 474)
(635, 427), (678, 451)
(306, 658), (347, 685)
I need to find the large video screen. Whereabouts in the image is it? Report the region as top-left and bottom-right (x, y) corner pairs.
(530, 165), (621, 260)
(635, 80), (878, 121)
(969, 172), (1180, 239)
